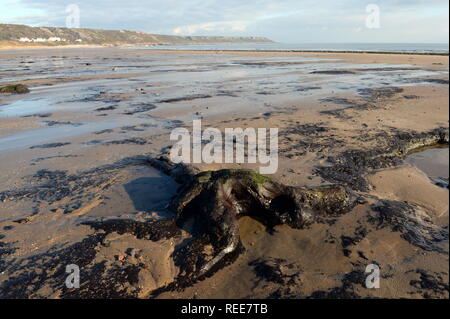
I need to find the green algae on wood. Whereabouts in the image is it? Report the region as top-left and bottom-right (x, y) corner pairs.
(194, 169), (270, 186)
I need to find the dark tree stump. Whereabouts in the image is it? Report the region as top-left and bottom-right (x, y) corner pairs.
(89, 158), (356, 293)
(164, 167), (355, 288)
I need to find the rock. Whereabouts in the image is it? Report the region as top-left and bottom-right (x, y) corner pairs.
(126, 248), (138, 258)
(115, 254), (125, 262)
(0, 84), (29, 94)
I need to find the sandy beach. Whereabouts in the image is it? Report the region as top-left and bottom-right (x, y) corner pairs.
(0, 47), (448, 299)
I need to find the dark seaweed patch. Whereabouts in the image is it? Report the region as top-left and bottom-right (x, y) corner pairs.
(95, 105), (117, 111)
(409, 269), (449, 298)
(249, 258), (299, 285)
(22, 113), (52, 118)
(158, 94), (212, 103)
(0, 234), (107, 298)
(317, 127), (449, 191)
(123, 103), (156, 115)
(84, 218), (180, 241)
(319, 86), (404, 119)
(103, 138), (147, 145)
(295, 86), (322, 92)
(0, 155), (149, 204)
(311, 70), (356, 75)
(31, 154), (79, 164)
(369, 200), (448, 253)
(357, 87), (404, 99)
(30, 142), (71, 149)
(43, 121), (83, 126)
(94, 129), (114, 135)
(401, 78), (449, 85)
(307, 270), (367, 299)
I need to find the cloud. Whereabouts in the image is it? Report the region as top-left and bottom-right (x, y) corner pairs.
(173, 20), (250, 35)
(0, 0), (448, 43)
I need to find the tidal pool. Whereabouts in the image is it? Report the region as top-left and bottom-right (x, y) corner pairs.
(0, 98), (53, 117)
(406, 145), (449, 188)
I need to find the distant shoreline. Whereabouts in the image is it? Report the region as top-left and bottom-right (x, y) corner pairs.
(0, 42), (270, 51)
(142, 48), (449, 56)
(1, 42), (448, 56)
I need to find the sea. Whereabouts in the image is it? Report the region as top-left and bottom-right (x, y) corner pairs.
(132, 43), (449, 54)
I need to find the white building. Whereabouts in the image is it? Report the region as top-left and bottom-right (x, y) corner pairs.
(18, 36), (70, 43)
(48, 37), (67, 42)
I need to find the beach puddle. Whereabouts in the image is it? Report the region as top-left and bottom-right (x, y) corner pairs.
(0, 98), (53, 117)
(406, 145), (449, 188)
(0, 117), (169, 151)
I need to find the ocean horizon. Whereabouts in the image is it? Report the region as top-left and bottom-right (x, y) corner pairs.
(135, 42), (449, 54)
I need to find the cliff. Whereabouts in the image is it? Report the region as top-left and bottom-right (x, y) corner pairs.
(0, 24), (273, 46)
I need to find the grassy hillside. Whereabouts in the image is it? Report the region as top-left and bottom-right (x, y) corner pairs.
(0, 24), (273, 45)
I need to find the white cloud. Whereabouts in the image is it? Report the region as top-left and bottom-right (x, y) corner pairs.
(173, 20), (250, 35)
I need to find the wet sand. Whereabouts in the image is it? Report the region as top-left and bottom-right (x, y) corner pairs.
(0, 48), (448, 299)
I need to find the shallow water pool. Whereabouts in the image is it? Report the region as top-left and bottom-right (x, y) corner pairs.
(0, 98), (53, 117)
(405, 145), (449, 188)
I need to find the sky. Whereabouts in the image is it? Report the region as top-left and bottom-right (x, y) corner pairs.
(0, 0), (448, 43)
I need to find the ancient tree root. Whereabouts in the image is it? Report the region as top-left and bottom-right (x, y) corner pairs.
(144, 159), (356, 291)
(85, 157), (355, 293)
